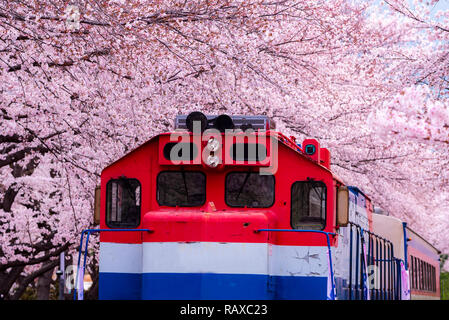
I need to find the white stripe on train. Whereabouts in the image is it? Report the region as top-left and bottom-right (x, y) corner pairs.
(99, 242), (331, 277)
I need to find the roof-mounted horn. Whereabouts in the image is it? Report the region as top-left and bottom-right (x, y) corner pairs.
(175, 113), (271, 132)
(213, 114), (234, 132)
(185, 111), (208, 133)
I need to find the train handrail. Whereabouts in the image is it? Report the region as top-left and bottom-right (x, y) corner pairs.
(74, 228), (152, 300)
(75, 228), (335, 300)
(348, 222), (399, 300)
(254, 228), (337, 300)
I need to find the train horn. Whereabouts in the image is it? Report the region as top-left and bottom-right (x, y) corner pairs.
(213, 114), (234, 132)
(186, 111), (208, 133)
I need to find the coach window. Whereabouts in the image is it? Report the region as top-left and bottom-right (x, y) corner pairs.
(418, 260), (421, 290)
(413, 257), (417, 289)
(419, 260), (422, 290)
(422, 261), (426, 290)
(106, 178), (141, 228)
(432, 266), (437, 292)
(291, 181), (326, 230)
(425, 262), (428, 290)
(414, 257), (418, 289)
(225, 172), (275, 208)
(157, 171), (206, 207)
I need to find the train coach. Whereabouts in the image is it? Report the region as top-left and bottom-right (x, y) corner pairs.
(76, 112), (440, 300)
(372, 213), (440, 300)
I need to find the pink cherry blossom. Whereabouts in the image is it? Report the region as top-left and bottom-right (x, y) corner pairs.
(0, 0), (448, 299)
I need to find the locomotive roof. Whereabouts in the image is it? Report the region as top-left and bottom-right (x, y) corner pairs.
(406, 225), (441, 254)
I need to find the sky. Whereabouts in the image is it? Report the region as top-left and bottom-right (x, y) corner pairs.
(431, 0), (449, 20)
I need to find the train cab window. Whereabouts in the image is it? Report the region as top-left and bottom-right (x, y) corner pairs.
(225, 172), (274, 208)
(163, 142), (198, 161)
(106, 178), (141, 228)
(157, 171), (206, 207)
(291, 181), (326, 230)
(230, 143), (267, 161)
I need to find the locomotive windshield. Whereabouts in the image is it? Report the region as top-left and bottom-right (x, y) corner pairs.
(157, 171), (206, 207)
(225, 172), (275, 208)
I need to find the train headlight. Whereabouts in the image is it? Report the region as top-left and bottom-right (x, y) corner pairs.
(305, 144), (316, 155)
(206, 137), (220, 152)
(206, 155), (219, 167)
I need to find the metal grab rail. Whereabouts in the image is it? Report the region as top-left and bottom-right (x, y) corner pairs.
(254, 228), (337, 300)
(348, 223), (399, 300)
(74, 228), (152, 300)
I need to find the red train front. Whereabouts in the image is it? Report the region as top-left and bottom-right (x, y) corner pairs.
(90, 112), (439, 300)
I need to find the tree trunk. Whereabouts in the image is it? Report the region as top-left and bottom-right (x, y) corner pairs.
(0, 266), (25, 299)
(36, 263), (54, 300)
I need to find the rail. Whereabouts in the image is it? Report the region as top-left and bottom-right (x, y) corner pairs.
(74, 228), (152, 300)
(254, 228), (337, 300)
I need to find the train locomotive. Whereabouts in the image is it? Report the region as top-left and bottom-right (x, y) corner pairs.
(82, 112), (440, 300)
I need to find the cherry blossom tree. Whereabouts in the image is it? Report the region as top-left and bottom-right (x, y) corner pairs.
(0, 0), (448, 299)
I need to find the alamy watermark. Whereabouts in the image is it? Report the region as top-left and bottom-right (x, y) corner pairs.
(366, 265), (381, 290)
(169, 120), (279, 175)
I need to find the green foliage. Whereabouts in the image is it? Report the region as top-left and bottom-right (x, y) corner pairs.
(18, 279), (60, 300)
(441, 272), (449, 300)
(19, 286), (37, 300)
(50, 282), (59, 300)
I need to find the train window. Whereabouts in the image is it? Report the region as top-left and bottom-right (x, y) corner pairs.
(420, 261), (422, 289)
(157, 171), (206, 207)
(432, 266), (436, 292)
(430, 265), (435, 291)
(429, 264), (432, 291)
(414, 258), (417, 289)
(414, 257), (418, 289)
(225, 172), (275, 208)
(163, 142), (198, 161)
(417, 259), (422, 290)
(291, 181), (326, 230)
(230, 143), (267, 161)
(106, 178), (141, 228)
(413, 257), (417, 289)
(418, 260), (421, 290)
(430, 266), (432, 291)
(425, 263), (428, 291)
(422, 261), (426, 290)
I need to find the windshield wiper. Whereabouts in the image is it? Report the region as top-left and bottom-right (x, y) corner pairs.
(181, 169), (189, 202)
(236, 172), (251, 201)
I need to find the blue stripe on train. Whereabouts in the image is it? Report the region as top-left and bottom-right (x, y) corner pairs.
(99, 273), (142, 300)
(99, 272), (328, 300)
